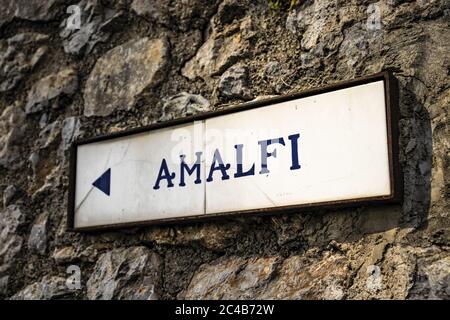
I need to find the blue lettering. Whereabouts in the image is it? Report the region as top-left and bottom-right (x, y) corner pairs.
(179, 152), (202, 186)
(153, 132), (301, 189)
(206, 149), (231, 182)
(153, 158), (175, 189)
(234, 144), (255, 178)
(258, 137), (285, 174)
(288, 133), (301, 170)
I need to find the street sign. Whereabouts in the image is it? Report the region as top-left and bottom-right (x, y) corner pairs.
(68, 72), (401, 231)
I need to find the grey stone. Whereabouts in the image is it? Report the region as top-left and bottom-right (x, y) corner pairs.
(286, 1), (340, 51)
(337, 22), (381, 71)
(25, 69), (78, 114)
(0, 276), (8, 295)
(38, 113), (48, 129)
(0, 0), (62, 28)
(264, 61), (284, 78)
(0, 105), (26, 168)
(84, 37), (169, 117)
(348, 245), (417, 299)
(263, 61), (291, 93)
(31, 165), (62, 201)
(87, 246), (162, 300)
(6, 33), (49, 45)
(173, 0), (222, 32)
(409, 255), (450, 300)
(180, 256), (279, 299)
(171, 30), (203, 66)
(160, 92), (210, 121)
(52, 244), (103, 265)
(60, 117), (81, 151)
(0, 205), (24, 271)
(218, 64), (253, 101)
(0, 33), (48, 92)
(52, 247), (78, 264)
(36, 121), (61, 149)
(182, 251), (351, 299)
(28, 152), (40, 175)
(271, 214), (307, 246)
(131, 0), (169, 26)
(300, 51), (322, 69)
(132, 0), (220, 31)
(11, 276), (72, 300)
(215, 0), (247, 25)
(28, 212), (49, 255)
(59, 0), (124, 56)
(260, 253), (350, 300)
(142, 222), (244, 250)
(2, 185), (17, 207)
(181, 12), (253, 80)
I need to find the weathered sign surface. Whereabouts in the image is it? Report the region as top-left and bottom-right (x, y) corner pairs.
(68, 72), (401, 230)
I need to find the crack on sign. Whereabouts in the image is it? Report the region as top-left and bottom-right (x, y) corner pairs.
(75, 186), (94, 212)
(250, 177), (277, 207)
(75, 148), (113, 213)
(121, 140), (131, 161)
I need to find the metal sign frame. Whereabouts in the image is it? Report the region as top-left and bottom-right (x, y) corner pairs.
(67, 71), (402, 232)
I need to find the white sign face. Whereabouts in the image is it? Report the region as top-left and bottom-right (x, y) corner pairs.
(70, 75), (399, 230)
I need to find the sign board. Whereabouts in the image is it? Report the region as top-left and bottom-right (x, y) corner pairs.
(68, 72), (401, 231)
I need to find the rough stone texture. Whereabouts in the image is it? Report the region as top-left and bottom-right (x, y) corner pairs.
(86, 246), (162, 300)
(260, 253), (351, 299)
(27, 212), (48, 255)
(31, 165), (63, 201)
(59, 0), (124, 56)
(28, 152), (40, 175)
(409, 255), (450, 299)
(181, 1), (254, 81)
(36, 120), (61, 149)
(131, 0), (220, 31)
(0, 276), (8, 295)
(52, 244), (103, 265)
(0, 105), (27, 168)
(84, 37), (169, 117)
(218, 64), (253, 100)
(131, 0), (168, 26)
(180, 256), (280, 299)
(2, 185), (17, 207)
(60, 117), (81, 152)
(263, 61), (291, 93)
(0, 0), (449, 300)
(160, 92), (210, 121)
(0, 206), (24, 278)
(11, 276), (73, 300)
(52, 246), (78, 264)
(180, 251), (351, 299)
(0, 0), (62, 28)
(142, 221), (245, 251)
(25, 68), (78, 114)
(0, 33), (48, 92)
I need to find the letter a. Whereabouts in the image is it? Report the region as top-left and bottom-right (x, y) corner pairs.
(206, 149), (231, 182)
(153, 158), (176, 189)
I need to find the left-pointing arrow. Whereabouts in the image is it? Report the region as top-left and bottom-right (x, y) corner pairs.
(92, 168), (111, 196)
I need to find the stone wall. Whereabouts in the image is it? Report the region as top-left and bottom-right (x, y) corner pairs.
(0, 0), (449, 300)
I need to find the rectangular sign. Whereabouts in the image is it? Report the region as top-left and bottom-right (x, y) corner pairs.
(68, 72), (401, 231)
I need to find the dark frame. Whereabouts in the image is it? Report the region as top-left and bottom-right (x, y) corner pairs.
(67, 71), (402, 232)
